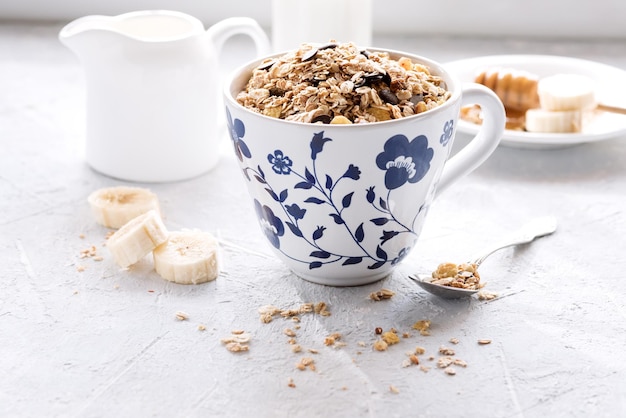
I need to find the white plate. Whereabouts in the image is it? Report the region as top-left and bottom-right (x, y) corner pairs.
(445, 55), (626, 149)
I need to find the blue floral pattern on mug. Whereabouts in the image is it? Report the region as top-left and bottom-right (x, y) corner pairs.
(233, 109), (449, 271)
(226, 107), (251, 161)
(440, 119), (454, 146)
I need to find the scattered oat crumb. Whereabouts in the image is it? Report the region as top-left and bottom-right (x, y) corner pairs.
(373, 339), (389, 351)
(175, 311), (189, 321)
(288, 378), (296, 388)
(444, 366), (456, 375)
(79, 233), (85, 239)
(402, 332), (411, 338)
(284, 328), (296, 337)
(198, 324), (207, 331)
(308, 348), (319, 354)
(113, 284), (120, 289)
(76, 265), (86, 272)
(93, 256), (104, 262)
(389, 385), (400, 394)
(437, 357), (454, 368)
(453, 358), (468, 367)
(478, 290), (498, 300)
(414, 346), (426, 355)
(314, 302), (331, 316)
(291, 344), (302, 353)
(324, 332), (342, 346)
(449, 338), (459, 344)
(439, 346), (455, 356)
(232, 329), (245, 335)
(381, 331), (400, 346)
(73, 290), (78, 295)
(296, 357), (316, 371)
(288, 338), (297, 345)
(478, 339), (492, 345)
(221, 332), (251, 344)
(369, 288), (395, 301)
(420, 365), (431, 373)
(225, 342), (249, 352)
(412, 320), (431, 336)
(260, 313), (273, 323)
(358, 341), (366, 347)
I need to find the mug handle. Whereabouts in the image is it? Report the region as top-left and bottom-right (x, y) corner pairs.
(205, 17), (271, 57)
(436, 83), (506, 195)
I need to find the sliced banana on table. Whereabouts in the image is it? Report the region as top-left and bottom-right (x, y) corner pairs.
(153, 230), (220, 285)
(106, 210), (169, 268)
(88, 186), (160, 229)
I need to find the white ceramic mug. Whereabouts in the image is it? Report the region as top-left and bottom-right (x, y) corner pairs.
(224, 48), (505, 286)
(60, 10), (271, 182)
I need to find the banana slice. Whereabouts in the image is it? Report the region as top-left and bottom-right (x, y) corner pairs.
(153, 230), (220, 285)
(525, 108), (582, 133)
(106, 210), (169, 268)
(88, 186), (160, 229)
(537, 74), (596, 111)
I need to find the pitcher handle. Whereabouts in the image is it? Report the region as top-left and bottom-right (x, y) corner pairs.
(205, 17), (271, 57)
(435, 83), (505, 196)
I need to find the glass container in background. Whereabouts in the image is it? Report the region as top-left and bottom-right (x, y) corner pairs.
(271, 0), (373, 52)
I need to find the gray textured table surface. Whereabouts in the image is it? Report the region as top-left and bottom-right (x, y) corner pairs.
(2, 22), (626, 418)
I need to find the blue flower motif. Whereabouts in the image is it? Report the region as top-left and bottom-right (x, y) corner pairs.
(254, 199), (284, 249)
(366, 186), (375, 203)
(342, 164), (361, 180)
(286, 203), (306, 220)
(440, 120), (454, 146)
(310, 131), (332, 160)
(268, 150), (293, 175)
(226, 107), (251, 161)
(375, 134), (433, 190)
(391, 247), (411, 266)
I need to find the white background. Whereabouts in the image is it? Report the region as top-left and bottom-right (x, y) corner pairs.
(1, 0), (625, 39)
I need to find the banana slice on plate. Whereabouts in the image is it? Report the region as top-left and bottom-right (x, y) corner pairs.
(537, 74), (597, 111)
(107, 210), (169, 268)
(153, 230), (220, 285)
(88, 186), (160, 229)
(525, 108), (582, 133)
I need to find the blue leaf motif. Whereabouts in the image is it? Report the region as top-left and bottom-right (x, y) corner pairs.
(254, 175), (266, 184)
(310, 250), (331, 259)
(371, 218), (390, 226)
(305, 197), (325, 204)
(258, 165), (265, 179)
(368, 260), (386, 270)
(295, 181), (314, 190)
(330, 214), (344, 224)
(310, 261), (323, 269)
(379, 197), (388, 210)
(305, 167), (315, 183)
(342, 192), (354, 209)
(376, 245), (388, 261)
(286, 221), (303, 237)
(325, 174), (333, 190)
(343, 257), (363, 265)
(279, 189), (288, 202)
(355, 223), (364, 242)
(266, 188), (279, 202)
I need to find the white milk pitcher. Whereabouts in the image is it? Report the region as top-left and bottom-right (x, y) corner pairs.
(59, 10), (271, 182)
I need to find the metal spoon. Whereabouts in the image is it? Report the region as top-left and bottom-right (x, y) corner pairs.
(409, 216), (558, 299)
